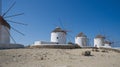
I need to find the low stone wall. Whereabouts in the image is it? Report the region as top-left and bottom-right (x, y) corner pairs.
(99, 47), (120, 53)
(0, 44), (24, 49)
(30, 44), (80, 49)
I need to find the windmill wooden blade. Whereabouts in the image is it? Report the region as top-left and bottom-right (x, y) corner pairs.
(58, 17), (72, 33)
(4, 13), (24, 18)
(67, 33), (74, 39)
(4, 26), (16, 44)
(58, 17), (65, 29)
(0, 0), (2, 15)
(2, 2), (16, 17)
(11, 27), (25, 36)
(64, 30), (72, 32)
(67, 33), (74, 43)
(9, 33), (16, 44)
(7, 20), (27, 26)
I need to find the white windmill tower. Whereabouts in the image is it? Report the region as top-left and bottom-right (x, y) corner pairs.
(0, 15), (10, 44)
(0, 0), (11, 44)
(94, 35), (105, 48)
(0, 0), (26, 48)
(51, 17), (73, 44)
(51, 27), (66, 44)
(75, 32), (88, 47)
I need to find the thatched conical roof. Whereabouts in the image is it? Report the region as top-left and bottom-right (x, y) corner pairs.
(95, 35), (105, 39)
(0, 16), (10, 29)
(52, 27), (66, 34)
(76, 32), (87, 37)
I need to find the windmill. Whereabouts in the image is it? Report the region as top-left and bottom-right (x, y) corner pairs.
(58, 17), (74, 44)
(0, 0), (27, 45)
(103, 36), (120, 47)
(97, 32), (120, 48)
(51, 17), (74, 44)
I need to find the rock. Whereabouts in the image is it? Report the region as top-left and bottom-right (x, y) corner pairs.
(41, 57), (44, 60)
(18, 55), (22, 57)
(82, 51), (91, 56)
(101, 50), (108, 53)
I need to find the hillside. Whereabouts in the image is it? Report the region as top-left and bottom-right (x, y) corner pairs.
(0, 48), (120, 67)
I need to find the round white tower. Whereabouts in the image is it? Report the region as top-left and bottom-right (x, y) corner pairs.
(51, 27), (66, 44)
(75, 32), (88, 47)
(0, 16), (10, 44)
(94, 35), (105, 48)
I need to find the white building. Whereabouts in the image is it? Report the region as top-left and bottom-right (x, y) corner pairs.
(33, 41), (57, 45)
(94, 35), (105, 48)
(51, 27), (66, 44)
(75, 32), (88, 47)
(0, 16), (10, 44)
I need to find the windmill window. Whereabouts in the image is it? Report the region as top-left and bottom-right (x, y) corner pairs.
(57, 37), (59, 39)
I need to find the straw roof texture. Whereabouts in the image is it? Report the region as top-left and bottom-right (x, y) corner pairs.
(76, 32), (87, 37)
(95, 35), (105, 38)
(0, 16), (10, 29)
(52, 27), (66, 34)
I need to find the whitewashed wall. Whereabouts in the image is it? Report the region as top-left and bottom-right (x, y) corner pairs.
(0, 25), (10, 44)
(94, 38), (104, 48)
(75, 37), (88, 47)
(33, 41), (57, 45)
(0, 44), (24, 49)
(51, 32), (66, 44)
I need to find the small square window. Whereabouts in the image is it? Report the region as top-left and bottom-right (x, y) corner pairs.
(57, 37), (59, 39)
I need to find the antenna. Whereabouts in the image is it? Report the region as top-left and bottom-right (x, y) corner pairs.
(0, 0), (2, 15)
(2, 1), (16, 17)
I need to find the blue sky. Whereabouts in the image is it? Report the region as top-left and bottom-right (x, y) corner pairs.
(2, 0), (120, 47)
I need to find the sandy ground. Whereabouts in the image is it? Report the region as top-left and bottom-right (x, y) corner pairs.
(0, 48), (120, 67)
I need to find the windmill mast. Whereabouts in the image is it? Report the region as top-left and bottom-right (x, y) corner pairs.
(0, 0), (2, 15)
